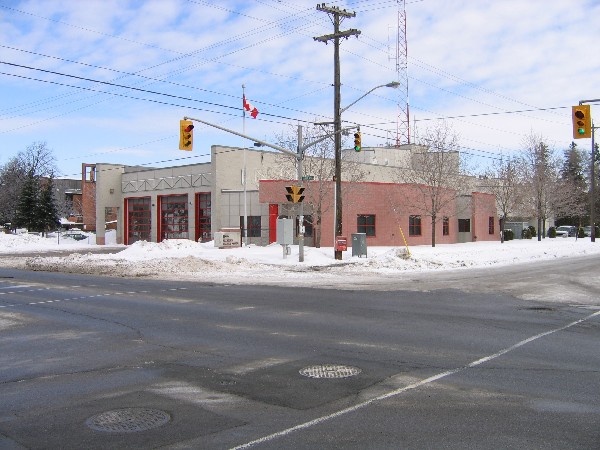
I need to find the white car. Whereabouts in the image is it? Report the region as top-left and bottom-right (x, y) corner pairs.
(554, 226), (576, 237)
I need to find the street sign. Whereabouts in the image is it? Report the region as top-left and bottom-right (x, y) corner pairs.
(301, 175), (314, 181)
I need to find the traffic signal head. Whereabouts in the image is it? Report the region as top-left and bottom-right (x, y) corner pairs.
(353, 131), (361, 152)
(179, 119), (194, 150)
(285, 185), (305, 203)
(572, 105), (591, 139)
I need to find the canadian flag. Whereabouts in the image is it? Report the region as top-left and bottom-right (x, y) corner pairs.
(243, 94), (259, 119)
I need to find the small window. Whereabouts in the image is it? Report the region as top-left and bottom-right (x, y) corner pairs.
(443, 217), (449, 236)
(409, 215), (422, 236)
(357, 214), (376, 236)
(240, 216), (261, 238)
(458, 219), (471, 233)
(488, 217), (495, 235)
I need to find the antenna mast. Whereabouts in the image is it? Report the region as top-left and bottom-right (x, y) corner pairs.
(395, 0), (410, 145)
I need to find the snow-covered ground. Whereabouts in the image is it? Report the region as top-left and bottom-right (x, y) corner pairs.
(1, 230), (599, 287)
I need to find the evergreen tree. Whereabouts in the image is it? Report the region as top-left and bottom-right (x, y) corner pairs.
(14, 170), (40, 231)
(38, 175), (60, 235)
(557, 142), (588, 226)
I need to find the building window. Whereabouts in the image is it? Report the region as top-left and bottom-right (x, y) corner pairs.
(196, 192), (211, 242)
(488, 217), (495, 235)
(240, 216), (261, 238)
(357, 214), (376, 236)
(159, 194), (188, 241)
(443, 217), (449, 236)
(409, 215), (421, 236)
(126, 197), (151, 245)
(458, 218), (471, 233)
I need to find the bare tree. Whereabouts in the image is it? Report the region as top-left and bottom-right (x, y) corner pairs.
(518, 133), (560, 240)
(273, 124), (365, 247)
(0, 142), (57, 226)
(483, 155), (524, 243)
(399, 120), (468, 247)
(0, 158), (24, 226)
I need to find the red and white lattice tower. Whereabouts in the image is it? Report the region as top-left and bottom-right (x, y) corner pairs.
(395, 0), (410, 145)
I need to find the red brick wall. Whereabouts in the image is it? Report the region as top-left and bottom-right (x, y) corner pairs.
(471, 192), (498, 242)
(259, 180), (486, 246)
(81, 164), (96, 231)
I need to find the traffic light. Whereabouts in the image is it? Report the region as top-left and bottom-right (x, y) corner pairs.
(353, 131), (361, 152)
(572, 105), (591, 139)
(285, 185), (305, 203)
(179, 119), (194, 150)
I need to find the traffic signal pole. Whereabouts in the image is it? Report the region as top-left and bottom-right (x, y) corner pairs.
(576, 99), (599, 243)
(297, 125), (305, 262)
(590, 119), (596, 243)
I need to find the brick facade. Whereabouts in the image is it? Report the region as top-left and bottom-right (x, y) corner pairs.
(260, 180), (498, 246)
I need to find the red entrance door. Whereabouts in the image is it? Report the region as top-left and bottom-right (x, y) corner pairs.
(269, 204), (278, 243)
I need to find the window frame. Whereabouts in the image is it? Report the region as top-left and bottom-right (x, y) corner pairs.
(409, 215), (422, 236)
(357, 214), (376, 237)
(458, 218), (471, 233)
(240, 215), (262, 238)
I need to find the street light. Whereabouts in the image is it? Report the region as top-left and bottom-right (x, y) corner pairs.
(333, 81), (401, 260)
(340, 82), (400, 114)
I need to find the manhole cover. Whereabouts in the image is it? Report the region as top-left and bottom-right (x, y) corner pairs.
(299, 364), (361, 379)
(85, 408), (171, 433)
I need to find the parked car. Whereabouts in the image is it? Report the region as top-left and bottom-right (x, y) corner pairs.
(583, 226), (599, 237)
(554, 225), (576, 237)
(63, 231), (87, 241)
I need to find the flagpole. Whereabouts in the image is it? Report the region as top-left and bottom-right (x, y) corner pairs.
(242, 84), (247, 246)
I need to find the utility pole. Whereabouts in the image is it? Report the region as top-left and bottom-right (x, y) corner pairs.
(314, 3), (360, 260)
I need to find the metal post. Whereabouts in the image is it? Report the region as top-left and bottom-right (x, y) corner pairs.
(297, 125), (305, 262)
(242, 84), (247, 246)
(591, 121), (596, 242)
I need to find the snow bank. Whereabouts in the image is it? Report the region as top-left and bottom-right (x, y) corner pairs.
(2, 231), (599, 284)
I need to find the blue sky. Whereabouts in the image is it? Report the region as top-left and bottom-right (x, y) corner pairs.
(1, 0), (599, 179)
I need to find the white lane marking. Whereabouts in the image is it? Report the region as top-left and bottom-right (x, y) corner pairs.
(0, 287), (188, 310)
(231, 310), (600, 450)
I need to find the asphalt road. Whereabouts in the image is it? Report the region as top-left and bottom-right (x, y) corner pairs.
(0, 256), (599, 449)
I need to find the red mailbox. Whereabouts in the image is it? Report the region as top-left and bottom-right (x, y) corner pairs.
(335, 235), (348, 251)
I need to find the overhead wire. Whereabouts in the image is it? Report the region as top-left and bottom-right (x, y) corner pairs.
(0, 0), (574, 174)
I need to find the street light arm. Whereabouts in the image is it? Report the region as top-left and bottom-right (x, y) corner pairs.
(183, 116), (297, 158)
(340, 81), (400, 114)
(299, 125), (358, 155)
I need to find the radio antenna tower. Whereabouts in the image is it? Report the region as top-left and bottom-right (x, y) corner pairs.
(395, 0), (410, 145)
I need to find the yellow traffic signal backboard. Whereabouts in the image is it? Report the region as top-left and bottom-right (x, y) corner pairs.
(285, 185), (305, 203)
(179, 119), (194, 150)
(572, 105), (591, 139)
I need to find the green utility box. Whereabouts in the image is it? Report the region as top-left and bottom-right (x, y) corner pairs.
(352, 233), (367, 257)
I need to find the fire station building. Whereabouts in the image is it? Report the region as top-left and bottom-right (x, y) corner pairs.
(82, 144), (498, 247)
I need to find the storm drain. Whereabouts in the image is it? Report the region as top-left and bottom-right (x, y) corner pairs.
(299, 364), (361, 379)
(85, 407), (171, 433)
